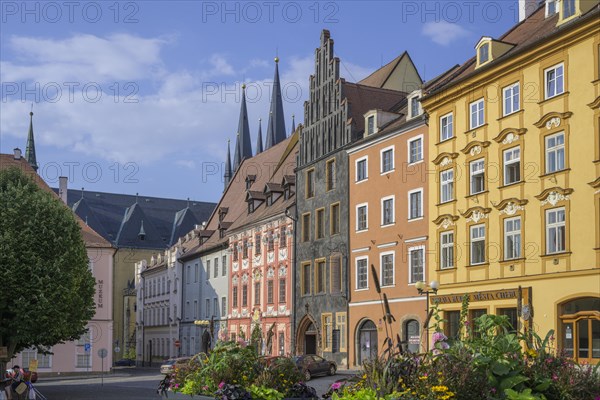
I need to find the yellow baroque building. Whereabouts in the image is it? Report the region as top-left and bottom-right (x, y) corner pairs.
(421, 0), (600, 364)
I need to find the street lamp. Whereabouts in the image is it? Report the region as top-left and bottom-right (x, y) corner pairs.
(415, 280), (440, 352)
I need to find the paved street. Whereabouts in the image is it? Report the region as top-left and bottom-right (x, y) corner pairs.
(33, 368), (354, 400)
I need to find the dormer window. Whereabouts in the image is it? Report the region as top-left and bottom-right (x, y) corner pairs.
(546, 0), (558, 17)
(367, 115), (375, 135)
(248, 201), (254, 214)
(479, 43), (490, 64)
(556, 0), (596, 25)
(245, 175), (256, 190)
(475, 37), (514, 69)
(407, 90), (422, 120)
(562, 0), (576, 19)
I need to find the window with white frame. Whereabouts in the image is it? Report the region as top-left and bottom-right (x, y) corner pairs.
(409, 95), (421, 118)
(356, 158), (368, 182)
(408, 247), (424, 283)
(470, 99), (485, 129)
(503, 147), (521, 185)
(470, 224), (486, 265)
(356, 204), (368, 231)
(381, 252), (394, 286)
(545, 64), (564, 99)
(546, 207), (566, 254)
(503, 82), (520, 116)
(440, 231), (454, 269)
(382, 196), (394, 226)
(367, 115), (375, 135)
(408, 189), (423, 220)
(504, 217), (522, 260)
(205, 299), (210, 317)
(381, 147), (394, 173)
(221, 296), (227, 316)
(440, 169), (454, 203)
(213, 298), (218, 316)
(470, 159), (485, 194)
(356, 257), (368, 289)
(408, 136), (423, 164)
(440, 113), (453, 141)
(545, 132), (565, 174)
(546, 0), (557, 16)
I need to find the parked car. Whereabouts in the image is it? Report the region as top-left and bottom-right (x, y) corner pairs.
(115, 358), (135, 366)
(293, 355), (336, 381)
(160, 357), (191, 375)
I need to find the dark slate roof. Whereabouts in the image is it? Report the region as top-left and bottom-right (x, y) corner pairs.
(233, 87), (253, 171)
(342, 82), (407, 133)
(57, 189), (216, 250)
(265, 60), (287, 149)
(25, 112), (38, 172)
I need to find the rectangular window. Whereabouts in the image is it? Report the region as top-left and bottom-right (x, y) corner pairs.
(242, 240), (248, 259)
(545, 132), (565, 174)
(213, 298), (218, 317)
(322, 314), (333, 351)
(205, 299), (210, 318)
(194, 300), (199, 319)
(504, 217), (522, 260)
(381, 253), (394, 286)
(382, 197), (394, 226)
(546, 0), (557, 16)
(408, 136), (423, 164)
(279, 278), (286, 303)
(302, 213), (311, 242)
(267, 280), (274, 304)
(316, 208), (325, 239)
(470, 99), (485, 129)
(440, 169), (454, 203)
(545, 64), (564, 99)
(367, 115), (375, 135)
(470, 224), (486, 265)
(187, 266), (191, 283)
(503, 82), (520, 116)
(255, 233), (262, 255)
(233, 245), (238, 262)
(546, 207), (566, 254)
(326, 159), (336, 191)
(381, 147), (394, 173)
(242, 284), (248, 307)
(410, 96), (421, 118)
(445, 310), (461, 339)
(279, 226), (287, 248)
(498, 308), (518, 333)
(440, 231), (454, 269)
(222, 255), (227, 276)
(194, 263), (199, 283)
(331, 203), (340, 235)
(206, 260), (210, 280)
(221, 297), (227, 316)
(479, 43), (489, 64)
(254, 282), (261, 305)
(357, 204), (368, 231)
(336, 313), (347, 351)
(214, 258), (219, 278)
(562, 0), (576, 19)
(409, 247), (424, 283)
(440, 113), (453, 141)
(316, 260), (326, 294)
(408, 189), (423, 220)
(267, 230), (275, 252)
(330, 256), (341, 294)
(302, 263), (311, 296)
(356, 158), (368, 182)
(306, 169), (315, 198)
(470, 159), (485, 194)
(356, 257), (368, 289)
(232, 286), (238, 307)
(504, 147), (521, 185)
(278, 332), (285, 356)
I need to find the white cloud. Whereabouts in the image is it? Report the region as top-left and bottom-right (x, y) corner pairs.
(422, 21), (470, 46)
(176, 160), (196, 169)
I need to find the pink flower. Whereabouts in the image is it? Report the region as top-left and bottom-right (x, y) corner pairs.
(219, 381), (225, 389)
(432, 332), (448, 343)
(552, 374), (558, 381)
(331, 382), (342, 390)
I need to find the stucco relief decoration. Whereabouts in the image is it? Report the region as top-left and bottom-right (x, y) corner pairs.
(242, 273), (249, 283)
(279, 247), (288, 260)
(232, 309), (238, 317)
(434, 214), (459, 229)
(242, 309), (248, 317)
(254, 255), (262, 265)
(546, 117), (561, 130)
(233, 262), (239, 271)
(242, 259), (249, 268)
(266, 306), (275, 316)
(267, 267), (275, 278)
(502, 132), (518, 145)
(461, 207), (491, 223)
(500, 202), (526, 216)
(267, 252), (275, 263)
(232, 276), (239, 285)
(470, 145), (482, 156)
(541, 191), (570, 206)
(278, 305), (287, 315)
(440, 157), (452, 167)
(278, 265), (287, 277)
(468, 210), (487, 223)
(253, 269), (262, 281)
(441, 218), (454, 229)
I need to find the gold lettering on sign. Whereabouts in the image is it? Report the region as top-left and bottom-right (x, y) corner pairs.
(431, 288), (520, 304)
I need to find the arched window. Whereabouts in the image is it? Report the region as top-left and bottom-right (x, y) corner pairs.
(357, 320), (378, 365)
(404, 319), (420, 353)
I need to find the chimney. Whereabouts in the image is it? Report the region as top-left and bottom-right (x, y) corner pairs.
(59, 176), (68, 204)
(13, 148), (22, 160)
(519, 0), (538, 22)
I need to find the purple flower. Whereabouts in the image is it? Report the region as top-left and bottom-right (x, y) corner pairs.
(331, 382), (342, 390)
(432, 332), (448, 343)
(218, 381), (225, 389)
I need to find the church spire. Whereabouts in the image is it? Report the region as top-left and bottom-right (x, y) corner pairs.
(236, 83), (253, 166)
(290, 114), (296, 136)
(224, 139), (232, 190)
(265, 57), (286, 149)
(233, 132), (241, 171)
(255, 118), (264, 155)
(25, 110), (38, 172)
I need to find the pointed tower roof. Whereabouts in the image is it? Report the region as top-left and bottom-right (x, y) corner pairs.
(255, 118), (264, 155)
(290, 114), (296, 136)
(25, 111), (38, 172)
(233, 132), (241, 171)
(265, 58), (286, 149)
(224, 139), (232, 190)
(235, 83), (253, 168)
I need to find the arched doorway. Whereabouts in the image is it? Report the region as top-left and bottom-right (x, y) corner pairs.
(357, 319), (378, 365)
(296, 316), (318, 355)
(404, 319), (420, 353)
(559, 297), (600, 364)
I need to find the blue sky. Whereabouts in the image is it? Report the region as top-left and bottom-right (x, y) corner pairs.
(1, 1), (523, 203)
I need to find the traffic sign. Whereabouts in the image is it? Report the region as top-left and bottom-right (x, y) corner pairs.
(114, 347), (120, 353)
(84, 343), (91, 352)
(98, 348), (108, 358)
(174, 340), (181, 348)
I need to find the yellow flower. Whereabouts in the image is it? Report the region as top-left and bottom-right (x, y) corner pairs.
(419, 376), (428, 381)
(527, 349), (538, 358)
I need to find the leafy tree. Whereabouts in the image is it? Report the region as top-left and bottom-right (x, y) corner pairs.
(0, 167), (96, 371)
